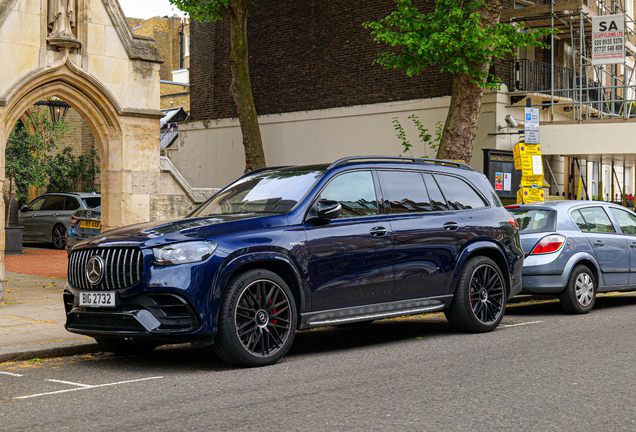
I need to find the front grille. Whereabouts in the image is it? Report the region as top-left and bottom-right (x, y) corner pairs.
(69, 313), (145, 331)
(69, 247), (144, 291)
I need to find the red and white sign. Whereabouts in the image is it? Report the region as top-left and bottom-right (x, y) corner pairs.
(592, 14), (625, 65)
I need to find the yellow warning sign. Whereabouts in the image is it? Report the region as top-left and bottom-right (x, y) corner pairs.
(517, 187), (546, 203)
(514, 142), (545, 203)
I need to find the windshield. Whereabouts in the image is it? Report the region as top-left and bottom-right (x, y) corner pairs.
(509, 209), (557, 233)
(191, 169), (324, 216)
(82, 197), (101, 208)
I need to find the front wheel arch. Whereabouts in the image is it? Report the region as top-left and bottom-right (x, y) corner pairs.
(214, 255), (306, 325)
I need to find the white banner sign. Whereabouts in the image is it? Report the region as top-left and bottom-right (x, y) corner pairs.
(524, 107), (540, 144)
(592, 14), (625, 65)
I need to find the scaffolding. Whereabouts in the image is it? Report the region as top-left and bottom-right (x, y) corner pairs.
(501, 0), (636, 122)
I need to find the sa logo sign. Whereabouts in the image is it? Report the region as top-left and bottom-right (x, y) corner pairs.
(598, 20), (620, 31)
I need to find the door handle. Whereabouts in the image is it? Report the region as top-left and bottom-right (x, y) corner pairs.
(370, 226), (387, 237)
(443, 222), (459, 231)
(31, 215), (36, 218)
(594, 240), (604, 246)
(52, 214), (58, 218)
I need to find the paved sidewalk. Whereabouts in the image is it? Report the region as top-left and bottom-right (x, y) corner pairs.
(5, 247), (68, 279)
(0, 272), (99, 362)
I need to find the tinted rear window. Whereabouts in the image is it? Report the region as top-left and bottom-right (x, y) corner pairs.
(509, 209), (557, 233)
(434, 174), (487, 210)
(83, 197), (101, 208)
(380, 171), (432, 213)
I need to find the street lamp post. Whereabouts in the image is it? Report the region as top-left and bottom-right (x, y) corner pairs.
(35, 98), (71, 122)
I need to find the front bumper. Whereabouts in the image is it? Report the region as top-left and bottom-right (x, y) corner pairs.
(64, 289), (211, 342)
(64, 247), (226, 343)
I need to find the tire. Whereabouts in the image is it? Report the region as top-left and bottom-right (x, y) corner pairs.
(445, 256), (507, 333)
(559, 265), (596, 314)
(213, 269), (297, 367)
(52, 224), (66, 250)
(94, 337), (159, 355)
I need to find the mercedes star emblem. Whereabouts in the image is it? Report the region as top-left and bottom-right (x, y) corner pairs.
(85, 255), (105, 285)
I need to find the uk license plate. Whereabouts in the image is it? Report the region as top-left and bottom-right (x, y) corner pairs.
(80, 220), (101, 229)
(79, 292), (116, 308)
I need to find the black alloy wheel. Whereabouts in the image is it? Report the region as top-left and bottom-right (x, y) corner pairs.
(445, 256), (506, 332)
(52, 224), (66, 250)
(214, 269), (297, 367)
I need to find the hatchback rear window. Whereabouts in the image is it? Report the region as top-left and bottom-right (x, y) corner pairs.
(509, 209), (557, 233)
(83, 197), (101, 208)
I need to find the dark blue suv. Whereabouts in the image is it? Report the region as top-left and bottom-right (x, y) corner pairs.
(64, 157), (523, 367)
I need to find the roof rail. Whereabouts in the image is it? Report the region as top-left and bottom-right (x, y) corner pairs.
(238, 165), (293, 179)
(327, 156), (473, 171)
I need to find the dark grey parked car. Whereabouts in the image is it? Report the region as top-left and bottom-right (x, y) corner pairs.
(19, 193), (101, 249)
(507, 201), (636, 314)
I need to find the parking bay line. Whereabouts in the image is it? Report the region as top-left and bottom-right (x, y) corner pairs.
(0, 371), (23, 377)
(15, 376), (164, 400)
(499, 320), (544, 328)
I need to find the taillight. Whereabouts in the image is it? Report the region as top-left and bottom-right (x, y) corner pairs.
(530, 234), (566, 255)
(505, 205), (520, 209)
(70, 215), (79, 226)
(507, 217), (519, 230)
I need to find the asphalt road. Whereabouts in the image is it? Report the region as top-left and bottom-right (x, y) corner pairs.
(3, 294), (636, 431)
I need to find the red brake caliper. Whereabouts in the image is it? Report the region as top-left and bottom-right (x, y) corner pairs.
(268, 299), (277, 329)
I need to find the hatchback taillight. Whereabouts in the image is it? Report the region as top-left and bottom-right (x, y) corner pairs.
(530, 234), (566, 255)
(70, 215), (79, 226)
(507, 217), (519, 230)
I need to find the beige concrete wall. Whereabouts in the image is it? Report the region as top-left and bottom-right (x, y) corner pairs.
(176, 97), (451, 188)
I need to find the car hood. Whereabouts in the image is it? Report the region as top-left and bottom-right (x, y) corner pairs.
(80, 213), (289, 249)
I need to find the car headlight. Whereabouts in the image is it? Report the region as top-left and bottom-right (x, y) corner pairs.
(153, 241), (217, 266)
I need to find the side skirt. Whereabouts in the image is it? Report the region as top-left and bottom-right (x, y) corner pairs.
(299, 295), (453, 329)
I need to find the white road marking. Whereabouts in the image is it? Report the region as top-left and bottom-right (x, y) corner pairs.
(0, 371), (23, 377)
(499, 320), (544, 328)
(46, 379), (92, 388)
(15, 376), (164, 400)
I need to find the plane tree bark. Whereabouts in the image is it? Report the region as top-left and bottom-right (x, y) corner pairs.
(170, 0), (265, 172)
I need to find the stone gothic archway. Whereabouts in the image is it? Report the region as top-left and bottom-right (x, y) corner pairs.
(0, 0), (166, 299)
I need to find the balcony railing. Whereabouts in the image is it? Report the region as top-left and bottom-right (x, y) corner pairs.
(504, 58), (628, 117)
(507, 59), (576, 98)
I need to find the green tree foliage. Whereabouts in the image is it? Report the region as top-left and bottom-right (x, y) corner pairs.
(6, 113), (70, 222)
(169, 0), (266, 172)
(365, 0), (555, 162)
(47, 147), (100, 194)
(393, 115), (442, 156)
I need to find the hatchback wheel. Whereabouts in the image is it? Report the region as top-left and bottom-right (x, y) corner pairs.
(95, 337), (159, 355)
(214, 269), (297, 367)
(445, 256), (506, 332)
(560, 265), (596, 314)
(52, 224), (66, 249)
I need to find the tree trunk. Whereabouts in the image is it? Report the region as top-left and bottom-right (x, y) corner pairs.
(435, 0), (505, 163)
(226, 0), (266, 173)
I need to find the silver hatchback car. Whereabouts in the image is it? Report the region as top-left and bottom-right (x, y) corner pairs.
(507, 201), (636, 314)
(19, 193), (101, 249)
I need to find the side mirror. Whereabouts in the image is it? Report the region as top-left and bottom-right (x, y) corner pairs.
(306, 199), (341, 223)
(317, 200), (341, 220)
(20, 205), (29, 212)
